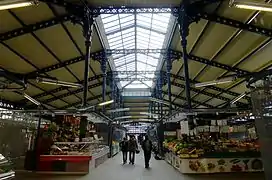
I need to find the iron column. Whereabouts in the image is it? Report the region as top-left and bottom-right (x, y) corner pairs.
(101, 57), (107, 111)
(82, 8), (94, 106)
(178, 2), (192, 119)
(166, 56), (172, 116)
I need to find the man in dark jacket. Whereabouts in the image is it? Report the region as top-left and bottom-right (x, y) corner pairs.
(119, 137), (128, 164)
(142, 135), (153, 168)
(128, 135), (138, 165)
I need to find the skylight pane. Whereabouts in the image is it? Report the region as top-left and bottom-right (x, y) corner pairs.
(120, 15), (134, 23)
(101, 12), (171, 89)
(101, 14), (118, 24)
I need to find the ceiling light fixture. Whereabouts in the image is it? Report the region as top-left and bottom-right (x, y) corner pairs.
(107, 108), (130, 113)
(23, 93), (41, 106)
(138, 119), (155, 122)
(230, 93), (247, 104)
(98, 100), (114, 106)
(78, 106), (95, 111)
(230, 0), (272, 12)
(0, 0), (38, 11)
(37, 77), (82, 88)
(78, 100), (114, 111)
(114, 116), (132, 120)
(194, 77), (234, 88)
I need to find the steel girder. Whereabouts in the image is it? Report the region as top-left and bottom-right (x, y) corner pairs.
(0, 14), (73, 41)
(25, 51), (105, 79)
(0, 46), (251, 80)
(170, 81), (247, 107)
(61, 92), (112, 109)
(169, 49), (249, 75)
(17, 74), (104, 105)
(40, 0), (176, 14)
(195, 12), (272, 37)
(20, 71), (249, 107)
(26, 82), (103, 109)
(162, 91), (214, 108)
(105, 49), (167, 55)
(0, 2), (270, 43)
(169, 73), (251, 102)
(113, 77), (156, 81)
(108, 49), (248, 73)
(110, 71), (159, 75)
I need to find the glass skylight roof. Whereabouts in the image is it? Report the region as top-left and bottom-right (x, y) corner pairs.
(101, 13), (171, 88)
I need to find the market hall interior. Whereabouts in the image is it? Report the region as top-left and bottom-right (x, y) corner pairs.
(0, 0), (271, 180)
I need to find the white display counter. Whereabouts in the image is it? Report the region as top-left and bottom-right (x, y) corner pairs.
(165, 152), (263, 174)
(90, 147), (109, 169)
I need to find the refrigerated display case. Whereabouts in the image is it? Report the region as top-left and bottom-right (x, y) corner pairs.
(38, 141), (109, 174)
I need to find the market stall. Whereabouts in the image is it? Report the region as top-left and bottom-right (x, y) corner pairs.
(163, 118), (263, 174)
(38, 142), (109, 173)
(36, 115), (109, 174)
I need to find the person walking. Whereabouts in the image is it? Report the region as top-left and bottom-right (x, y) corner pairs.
(119, 137), (128, 164)
(142, 135), (153, 168)
(128, 135), (138, 165)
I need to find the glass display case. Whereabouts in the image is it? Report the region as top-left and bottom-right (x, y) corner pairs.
(0, 154), (15, 180)
(51, 141), (109, 156)
(38, 141), (109, 174)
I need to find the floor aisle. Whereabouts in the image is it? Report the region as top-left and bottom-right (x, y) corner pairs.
(17, 153), (265, 180)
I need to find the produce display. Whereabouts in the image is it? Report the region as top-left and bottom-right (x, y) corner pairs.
(0, 154), (15, 180)
(163, 137), (260, 159)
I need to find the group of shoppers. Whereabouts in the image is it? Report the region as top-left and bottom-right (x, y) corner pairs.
(119, 135), (153, 168)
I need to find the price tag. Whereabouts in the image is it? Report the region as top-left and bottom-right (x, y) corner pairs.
(211, 120), (216, 126)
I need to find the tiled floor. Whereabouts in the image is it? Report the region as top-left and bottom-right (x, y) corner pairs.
(16, 153), (265, 180)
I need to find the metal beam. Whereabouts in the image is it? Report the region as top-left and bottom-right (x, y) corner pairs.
(25, 51), (105, 79)
(170, 81), (247, 106)
(22, 48), (248, 79)
(106, 24), (166, 36)
(26, 82), (103, 109)
(110, 71), (159, 75)
(169, 73), (251, 101)
(61, 92), (112, 109)
(41, 0), (177, 14)
(25, 69), (249, 105)
(196, 12), (272, 37)
(106, 49), (167, 55)
(113, 77), (156, 81)
(163, 91), (214, 108)
(169, 49), (249, 74)
(193, 39), (272, 105)
(48, 4), (102, 102)
(17, 74), (103, 104)
(0, 14), (73, 41)
(1, 3), (269, 44)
